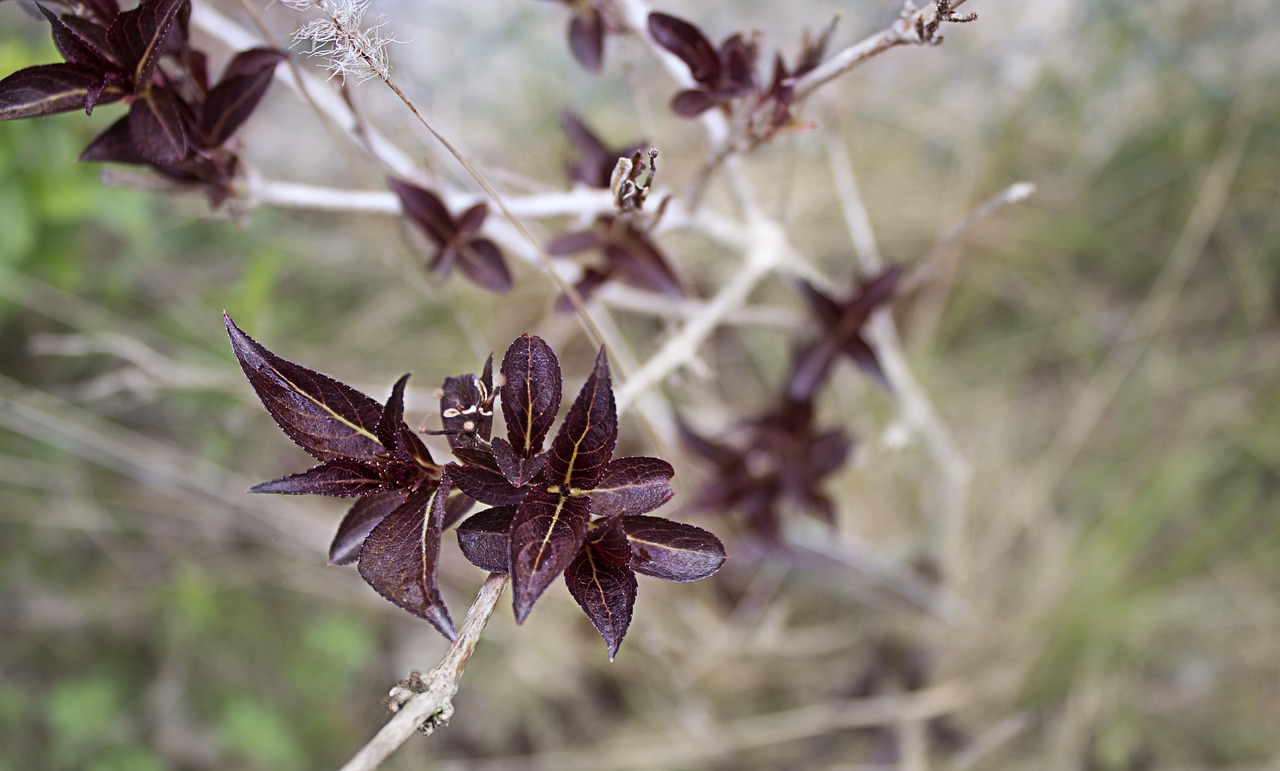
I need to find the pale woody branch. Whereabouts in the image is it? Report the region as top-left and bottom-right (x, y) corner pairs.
(338, 573), (509, 771)
(793, 0), (977, 103)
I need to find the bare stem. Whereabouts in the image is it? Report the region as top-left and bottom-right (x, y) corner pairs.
(795, 0), (977, 103)
(338, 573), (509, 771)
(825, 130), (973, 585)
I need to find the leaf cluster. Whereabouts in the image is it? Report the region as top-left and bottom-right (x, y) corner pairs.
(226, 315), (725, 658)
(547, 112), (682, 304)
(388, 177), (512, 293)
(649, 11), (839, 140)
(0, 0), (285, 205)
(679, 267), (904, 543)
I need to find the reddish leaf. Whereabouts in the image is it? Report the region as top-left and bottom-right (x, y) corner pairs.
(329, 490), (408, 565)
(456, 505), (515, 573)
(648, 12), (720, 86)
(248, 459), (386, 497)
(499, 334), (562, 460)
(0, 63), (122, 120)
(81, 0), (122, 24)
(670, 88), (717, 117)
(79, 114), (145, 163)
(490, 436), (547, 488)
(454, 203), (486, 238)
(546, 228), (600, 256)
(788, 266), (903, 398)
(388, 177), (454, 246)
(448, 461), (527, 506)
(39, 6), (121, 70)
(568, 9), (603, 73)
(396, 423), (436, 470)
(560, 111), (611, 188)
(443, 487), (476, 529)
(509, 487), (590, 622)
(457, 238), (512, 293)
(105, 0), (187, 90)
(793, 15), (840, 78)
(718, 34), (758, 94)
(588, 456), (674, 518)
(358, 481), (456, 641)
(201, 47), (286, 146)
(604, 230), (683, 297)
(375, 373), (410, 459)
(545, 347), (616, 490)
(565, 516), (636, 660)
(623, 515), (726, 582)
(225, 313), (385, 463)
(127, 86), (189, 165)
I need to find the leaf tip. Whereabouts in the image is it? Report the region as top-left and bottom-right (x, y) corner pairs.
(424, 603), (458, 643)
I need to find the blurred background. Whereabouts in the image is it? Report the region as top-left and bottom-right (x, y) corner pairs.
(1, 0), (1277, 768)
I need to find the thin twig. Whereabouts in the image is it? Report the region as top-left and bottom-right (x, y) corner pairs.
(614, 217), (792, 412)
(794, 0), (976, 103)
(824, 130), (973, 586)
(190, 4), (417, 176)
(338, 573), (509, 771)
(450, 682), (968, 770)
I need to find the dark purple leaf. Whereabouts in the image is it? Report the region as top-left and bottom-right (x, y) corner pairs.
(490, 436), (547, 488)
(388, 177), (455, 246)
(82, 0), (122, 24)
(560, 110), (610, 188)
(39, 6), (121, 69)
(248, 459), (386, 497)
(544, 347), (616, 490)
(786, 337), (840, 402)
(329, 490), (408, 565)
(670, 88), (717, 117)
(499, 334), (562, 460)
(0, 63), (122, 120)
(794, 15), (840, 77)
(375, 373), (410, 458)
(105, 0), (187, 90)
(604, 229), (683, 297)
(456, 505), (515, 573)
(201, 47), (286, 146)
(457, 238), (512, 293)
(789, 267), (903, 397)
(225, 312), (385, 462)
(127, 86), (189, 165)
(546, 228), (601, 256)
(568, 9), (603, 73)
(588, 456), (674, 518)
(838, 336), (888, 389)
(555, 268), (611, 312)
(799, 279), (841, 327)
(79, 114), (146, 163)
(395, 422), (436, 470)
(454, 202), (486, 237)
(187, 48), (209, 94)
(509, 486), (590, 622)
(448, 462), (527, 506)
(565, 516), (635, 660)
(718, 33), (758, 94)
(623, 515), (726, 582)
(442, 487), (475, 529)
(648, 12), (720, 86)
(358, 481), (456, 641)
